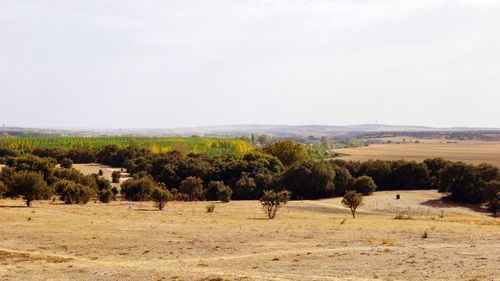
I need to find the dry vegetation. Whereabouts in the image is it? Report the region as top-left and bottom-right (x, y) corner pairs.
(0, 191), (498, 281)
(334, 140), (500, 167)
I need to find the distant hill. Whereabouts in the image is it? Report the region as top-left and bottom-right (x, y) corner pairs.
(2, 124), (500, 139)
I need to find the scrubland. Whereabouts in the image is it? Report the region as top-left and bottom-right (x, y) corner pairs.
(1, 190), (498, 281)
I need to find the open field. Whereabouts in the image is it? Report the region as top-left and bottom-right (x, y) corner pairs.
(333, 141), (500, 167)
(0, 191), (498, 281)
(0, 136), (252, 155)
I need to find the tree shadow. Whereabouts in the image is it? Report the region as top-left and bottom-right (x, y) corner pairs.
(246, 217), (269, 221)
(0, 205), (27, 208)
(419, 198), (487, 213)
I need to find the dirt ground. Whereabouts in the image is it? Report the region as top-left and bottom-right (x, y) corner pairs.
(73, 163), (131, 187)
(333, 141), (500, 167)
(0, 190), (498, 281)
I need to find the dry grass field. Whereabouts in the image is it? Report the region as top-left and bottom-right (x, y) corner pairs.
(333, 141), (500, 167)
(0, 191), (498, 281)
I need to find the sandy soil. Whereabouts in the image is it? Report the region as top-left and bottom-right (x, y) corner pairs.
(0, 191), (498, 281)
(333, 141), (500, 167)
(73, 163), (131, 187)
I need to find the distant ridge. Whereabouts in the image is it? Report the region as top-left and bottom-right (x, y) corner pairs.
(3, 124), (500, 138)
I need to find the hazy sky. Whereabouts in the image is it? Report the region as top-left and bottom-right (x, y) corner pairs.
(1, 0), (499, 128)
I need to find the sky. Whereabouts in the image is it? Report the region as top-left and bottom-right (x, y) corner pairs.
(1, 0), (499, 129)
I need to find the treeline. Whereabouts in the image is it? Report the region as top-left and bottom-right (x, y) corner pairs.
(0, 140), (498, 214)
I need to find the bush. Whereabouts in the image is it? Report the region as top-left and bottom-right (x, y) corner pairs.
(111, 186), (119, 200)
(0, 181), (7, 198)
(151, 188), (173, 210)
(120, 176), (157, 201)
(6, 171), (53, 207)
(206, 203), (215, 213)
(259, 190), (290, 219)
(98, 188), (113, 203)
(111, 170), (121, 183)
(98, 169), (104, 176)
(354, 176), (377, 195)
(61, 183), (94, 204)
(342, 191), (363, 218)
(60, 158), (73, 169)
(179, 176), (204, 201)
(206, 181), (232, 202)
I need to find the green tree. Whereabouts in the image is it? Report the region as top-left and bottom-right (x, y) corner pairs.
(354, 176), (377, 195)
(438, 162), (483, 203)
(332, 165), (354, 196)
(264, 140), (307, 166)
(282, 160), (335, 199)
(7, 171), (53, 207)
(259, 190), (290, 219)
(342, 191), (363, 218)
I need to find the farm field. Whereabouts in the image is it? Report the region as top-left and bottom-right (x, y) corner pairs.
(0, 191), (498, 281)
(333, 140), (500, 167)
(0, 137), (252, 155)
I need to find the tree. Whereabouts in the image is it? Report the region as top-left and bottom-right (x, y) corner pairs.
(151, 188), (173, 210)
(282, 160), (335, 199)
(484, 181), (500, 216)
(257, 134), (270, 145)
(111, 170), (121, 183)
(259, 190), (290, 219)
(332, 165), (354, 196)
(342, 191), (363, 218)
(354, 176), (377, 195)
(264, 140), (307, 166)
(438, 162), (483, 203)
(179, 176), (204, 201)
(60, 158), (73, 169)
(7, 171), (53, 207)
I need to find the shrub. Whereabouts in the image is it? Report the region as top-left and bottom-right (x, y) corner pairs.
(98, 188), (113, 203)
(259, 190), (290, 219)
(111, 170), (121, 183)
(0, 181), (7, 198)
(98, 169), (104, 176)
(120, 176), (157, 201)
(206, 181), (232, 202)
(206, 203), (215, 213)
(354, 176), (377, 195)
(60, 158), (73, 169)
(174, 192), (191, 201)
(179, 176), (204, 201)
(111, 186), (119, 200)
(342, 191), (363, 219)
(6, 171), (53, 207)
(151, 188), (173, 210)
(61, 183), (94, 204)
